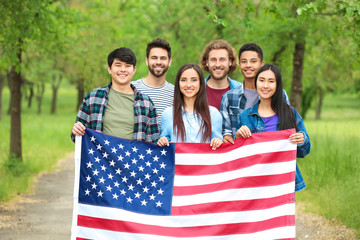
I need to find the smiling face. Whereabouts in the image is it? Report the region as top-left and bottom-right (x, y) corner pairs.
(239, 51), (264, 81)
(206, 49), (232, 81)
(107, 59), (136, 88)
(179, 68), (200, 101)
(146, 47), (172, 78)
(256, 70), (277, 100)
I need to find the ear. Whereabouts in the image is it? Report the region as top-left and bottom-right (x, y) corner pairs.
(169, 58), (172, 67)
(261, 61), (265, 66)
(145, 58), (149, 66)
(107, 66), (112, 74)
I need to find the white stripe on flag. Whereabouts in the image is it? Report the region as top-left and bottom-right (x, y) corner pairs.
(172, 182), (294, 206)
(77, 202), (294, 227)
(174, 160), (296, 186)
(176, 139), (293, 165)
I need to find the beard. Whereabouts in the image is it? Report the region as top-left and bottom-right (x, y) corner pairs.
(209, 67), (229, 81)
(149, 64), (169, 78)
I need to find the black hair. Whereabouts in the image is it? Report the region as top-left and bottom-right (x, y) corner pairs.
(255, 64), (298, 131)
(107, 47), (136, 68)
(239, 43), (263, 61)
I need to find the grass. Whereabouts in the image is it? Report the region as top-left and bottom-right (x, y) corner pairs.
(296, 93), (360, 236)
(0, 84), (77, 201)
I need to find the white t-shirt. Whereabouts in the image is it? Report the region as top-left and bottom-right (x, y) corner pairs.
(131, 78), (174, 124)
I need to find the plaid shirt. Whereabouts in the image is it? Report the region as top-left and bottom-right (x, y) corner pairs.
(72, 83), (159, 143)
(220, 83), (290, 138)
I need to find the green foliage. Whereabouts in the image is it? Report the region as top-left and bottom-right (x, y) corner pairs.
(297, 94), (360, 235)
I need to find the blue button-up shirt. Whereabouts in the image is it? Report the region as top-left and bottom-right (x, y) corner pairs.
(160, 106), (222, 143)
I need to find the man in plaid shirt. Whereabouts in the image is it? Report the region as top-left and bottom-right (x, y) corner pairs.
(71, 47), (159, 143)
(220, 43), (289, 144)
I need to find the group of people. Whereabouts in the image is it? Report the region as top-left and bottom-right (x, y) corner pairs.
(71, 38), (311, 192)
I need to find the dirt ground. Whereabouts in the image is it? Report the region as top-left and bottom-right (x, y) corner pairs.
(0, 152), (358, 240)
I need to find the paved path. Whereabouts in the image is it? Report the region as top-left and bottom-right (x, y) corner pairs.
(0, 153), (358, 239)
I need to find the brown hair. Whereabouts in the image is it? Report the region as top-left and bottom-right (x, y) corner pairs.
(146, 38), (171, 59)
(173, 63), (212, 142)
(200, 39), (237, 73)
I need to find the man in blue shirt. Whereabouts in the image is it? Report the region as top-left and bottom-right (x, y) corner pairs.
(220, 43), (289, 144)
(200, 39), (241, 111)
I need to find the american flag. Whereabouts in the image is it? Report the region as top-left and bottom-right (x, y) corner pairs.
(71, 128), (297, 240)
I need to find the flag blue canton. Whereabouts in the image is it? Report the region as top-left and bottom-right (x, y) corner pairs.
(79, 129), (175, 215)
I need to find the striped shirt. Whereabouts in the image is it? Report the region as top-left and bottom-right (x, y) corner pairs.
(132, 78), (174, 124)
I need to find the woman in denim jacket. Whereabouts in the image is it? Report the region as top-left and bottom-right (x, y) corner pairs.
(235, 64), (310, 192)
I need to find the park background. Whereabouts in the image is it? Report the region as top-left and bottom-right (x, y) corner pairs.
(0, 0), (359, 237)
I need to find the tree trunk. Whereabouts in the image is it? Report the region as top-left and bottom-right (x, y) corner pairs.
(7, 70), (11, 115)
(77, 78), (84, 110)
(36, 82), (45, 114)
(290, 42), (306, 113)
(0, 73), (4, 121)
(51, 85), (58, 114)
(315, 88), (323, 120)
(27, 83), (34, 108)
(51, 75), (62, 114)
(10, 62), (22, 160)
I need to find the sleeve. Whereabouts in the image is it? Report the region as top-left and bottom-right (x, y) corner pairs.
(220, 92), (232, 137)
(293, 109), (311, 158)
(210, 107), (223, 140)
(236, 113), (242, 130)
(70, 96), (91, 142)
(146, 101), (160, 143)
(282, 89), (290, 105)
(160, 107), (173, 142)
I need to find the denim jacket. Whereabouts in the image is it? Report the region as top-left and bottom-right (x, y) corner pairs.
(220, 83), (290, 138)
(237, 101), (311, 192)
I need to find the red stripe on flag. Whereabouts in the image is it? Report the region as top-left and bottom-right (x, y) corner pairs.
(175, 129), (296, 154)
(173, 172), (295, 196)
(171, 193), (295, 215)
(77, 215), (295, 237)
(175, 151), (294, 175)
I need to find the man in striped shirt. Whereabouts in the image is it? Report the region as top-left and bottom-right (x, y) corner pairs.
(132, 38), (174, 124)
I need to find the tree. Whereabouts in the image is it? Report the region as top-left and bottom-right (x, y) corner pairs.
(0, 0), (79, 161)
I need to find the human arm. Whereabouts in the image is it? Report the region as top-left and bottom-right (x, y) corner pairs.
(223, 135), (234, 144)
(145, 102), (160, 144)
(72, 122), (86, 136)
(292, 108), (311, 158)
(282, 89), (290, 105)
(157, 136), (170, 147)
(70, 97), (91, 142)
(210, 138), (223, 150)
(209, 107), (223, 149)
(235, 125), (252, 139)
(220, 92), (234, 140)
(158, 107), (173, 143)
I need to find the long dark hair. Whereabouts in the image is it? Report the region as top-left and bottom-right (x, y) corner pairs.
(173, 63), (212, 142)
(255, 64), (299, 131)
